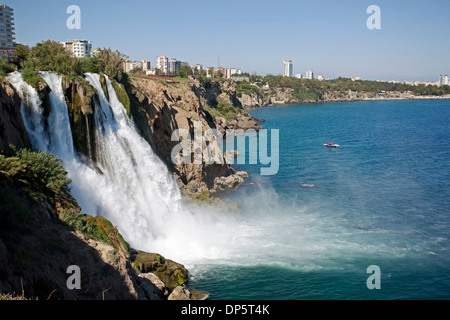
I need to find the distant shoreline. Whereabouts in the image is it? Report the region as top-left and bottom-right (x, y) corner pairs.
(247, 94), (450, 109)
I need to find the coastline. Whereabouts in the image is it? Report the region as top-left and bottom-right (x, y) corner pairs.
(245, 93), (450, 110)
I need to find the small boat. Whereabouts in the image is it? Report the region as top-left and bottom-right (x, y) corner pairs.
(324, 142), (340, 148)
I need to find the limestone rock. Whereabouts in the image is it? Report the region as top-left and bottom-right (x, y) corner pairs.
(168, 285), (191, 300)
(131, 251), (189, 290)
(138, 273), (168, 300)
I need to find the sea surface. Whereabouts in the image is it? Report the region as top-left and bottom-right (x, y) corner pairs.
(187, 99), (450, 300)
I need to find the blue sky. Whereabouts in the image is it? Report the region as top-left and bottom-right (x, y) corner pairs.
(8, 0), (450, 81)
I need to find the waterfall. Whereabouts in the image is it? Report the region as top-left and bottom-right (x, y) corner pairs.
(7, 71), (50, 152)
(8, 71), (241, 263)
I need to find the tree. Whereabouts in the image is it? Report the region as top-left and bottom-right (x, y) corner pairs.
(216, 69), (224, 78)
(15, 44), (30, 68)
(93, 47), (128, 81)
(22, 40), (80, 75)
(0, 57), (16, 76)
(178, 62), (191, 78)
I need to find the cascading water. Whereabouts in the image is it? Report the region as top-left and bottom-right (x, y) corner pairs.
(7, 71), (242, 263)
(7, 72), (50, 152)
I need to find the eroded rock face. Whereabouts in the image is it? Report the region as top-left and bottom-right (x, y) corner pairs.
(138, 273), (169, 300)
(0, 180), (145, 300)
(0, 81), (31, 151)
(128, 77), (262, 200)
(168, 285), (191, 300)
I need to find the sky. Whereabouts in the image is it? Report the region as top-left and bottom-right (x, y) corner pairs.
(7, 0), (450, 81)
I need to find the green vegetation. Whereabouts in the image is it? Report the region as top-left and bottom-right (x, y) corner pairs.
(178, 62), (192, 78)
(205, 98), (246, 122)
(20, 68), (45, 89)
(18, 41), (129, 85)
(22, 40), (81, 75)
(0, 148), (131, 259)
(59, 210), (131, 259)
(236, 82), (264, 98)
(0, 57), (16, 76)
(263, 75), (450, 98)
(110, 79), (131, 117)
(0, 148), (71, 196)
(131, 251), (189, 290)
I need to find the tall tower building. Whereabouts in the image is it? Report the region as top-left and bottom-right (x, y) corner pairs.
(283, 60), (293, 77)
(306, 70), (314, 80)
(0, 3), (15, 49)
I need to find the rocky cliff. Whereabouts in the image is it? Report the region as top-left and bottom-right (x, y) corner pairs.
(0, 80), (31, 151)
(0, 74), (213, 300)
(127, 76), (263, 201)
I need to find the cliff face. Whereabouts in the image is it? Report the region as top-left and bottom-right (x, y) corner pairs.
(128, 76), (262, 200)
(0, 80), (31, 151)
(0, 76), (194, 300)
(237, 84), (405, 108)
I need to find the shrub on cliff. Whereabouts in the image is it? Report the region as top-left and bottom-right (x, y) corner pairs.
(0, 57), (16, 76)
(0, 148), (71, 195)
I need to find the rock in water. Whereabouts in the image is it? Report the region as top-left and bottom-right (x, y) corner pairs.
(168, 285), (191, 300)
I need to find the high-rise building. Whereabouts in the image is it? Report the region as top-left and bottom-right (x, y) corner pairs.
(306, 70), (314, 80)
(168, 58), (181, 75)
(444, 75), (449, 86)
(62, 40), (92, 58)
(157, 56), (168, 75)
(283, 60), (293, 77)
(0, 4), (15, 49)
(0, 3), (17, 62)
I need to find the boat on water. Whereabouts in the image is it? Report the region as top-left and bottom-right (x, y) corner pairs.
(324, 142), (340, 148)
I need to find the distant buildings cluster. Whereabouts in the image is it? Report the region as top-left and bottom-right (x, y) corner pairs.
(284, 60), (324, 81)
(119, 55), (246, 79)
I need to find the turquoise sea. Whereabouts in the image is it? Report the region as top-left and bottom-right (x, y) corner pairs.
(188, 99), (450, 300)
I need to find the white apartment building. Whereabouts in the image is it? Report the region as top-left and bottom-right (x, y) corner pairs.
(305, 70), (314, 80)
(317, 74), (324, 81)
(123, 61), (141, 73)
(62, 40), (92, 58)
(157, 56), (168, 75)
(439, 75), (449, 86)
(283, 60), (293, 77)
(141, 60), (151, 71)
(0, 3), (15, 49)
(295, 74), (303, 79)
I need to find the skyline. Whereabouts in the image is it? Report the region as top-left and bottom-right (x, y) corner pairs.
(8, 0), (450, 82)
